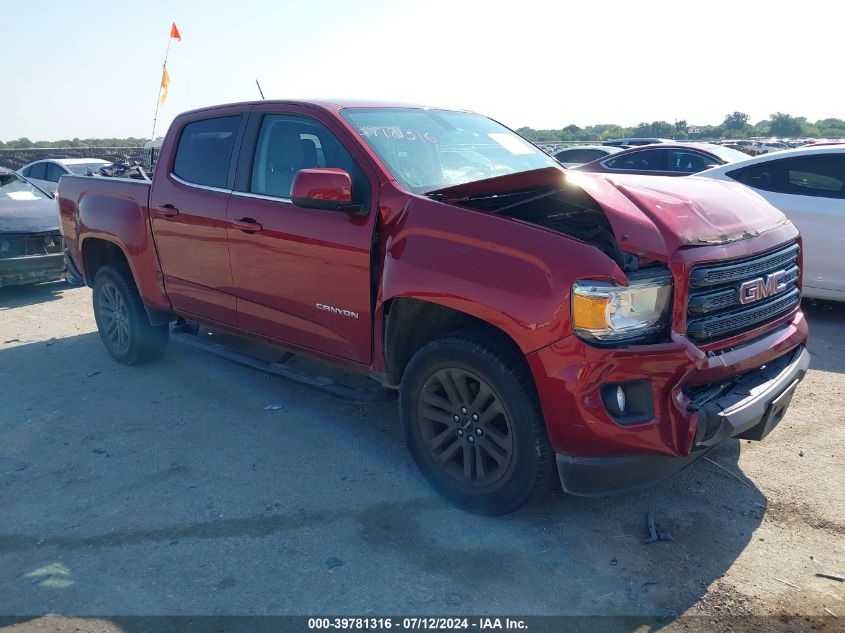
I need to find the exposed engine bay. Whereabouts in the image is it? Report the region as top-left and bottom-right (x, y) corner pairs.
(435, 185), (639, 272)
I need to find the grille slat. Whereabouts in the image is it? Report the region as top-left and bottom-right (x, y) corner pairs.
(689, 243), (800, 288)
(686, 242), (800, 342)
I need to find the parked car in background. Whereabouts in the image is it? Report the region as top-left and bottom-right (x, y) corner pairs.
(697, 146), (845, 301)
(601, 138), (673, 147)
(573, 143), (749, 176)
(0, 167), (66, 287)
(18, 158), (113, 194)
(58, 99), (809, 514)
(749, 140), (790, 155)
(553, 145), (622, 168)
(719, 140), (756, 155)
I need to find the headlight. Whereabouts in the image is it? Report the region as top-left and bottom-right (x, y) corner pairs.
(572, 270), (673, 343)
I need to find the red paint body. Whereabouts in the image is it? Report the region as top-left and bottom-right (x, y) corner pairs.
(58, 100), (808, 462)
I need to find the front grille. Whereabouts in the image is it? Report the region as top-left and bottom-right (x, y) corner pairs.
(0, 231), (63, 259)
(686, 242), (801, 342)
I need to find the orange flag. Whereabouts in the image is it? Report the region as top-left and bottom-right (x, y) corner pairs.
(160, 67), (170, 103)
(170, 22), (182, 41)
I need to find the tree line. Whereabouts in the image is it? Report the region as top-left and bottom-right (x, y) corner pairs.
(0, 137), (149, 149)
(3, 112), (844, 147)
(517, 112), (845, 143)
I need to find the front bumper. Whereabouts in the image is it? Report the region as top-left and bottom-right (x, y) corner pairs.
(554, 345), (809, 495)
(0, 253), (66, 287)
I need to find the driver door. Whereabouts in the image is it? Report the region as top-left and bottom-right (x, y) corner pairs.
(226, 107), (379, 362)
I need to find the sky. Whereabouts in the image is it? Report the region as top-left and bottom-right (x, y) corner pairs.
(2, 0), (843, 142)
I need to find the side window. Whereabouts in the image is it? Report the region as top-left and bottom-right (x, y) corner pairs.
(28, 163), (47, 180)
(172, 115), (241, 188)
(729, 156), (845, 199)
(667, 151), (715, 173)
(784, 156), (845, 198)
(728, 162), (787, 193)
(604, 149), (664, 172)
(249, 114), (369, 205)
(20, 166), (31, 177)
(46, 162), (66, 182)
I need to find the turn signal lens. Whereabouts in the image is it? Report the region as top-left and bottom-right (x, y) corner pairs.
(572, 294), (610, 330)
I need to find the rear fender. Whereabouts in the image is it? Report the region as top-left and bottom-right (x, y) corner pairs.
(77, 189), (170, 312)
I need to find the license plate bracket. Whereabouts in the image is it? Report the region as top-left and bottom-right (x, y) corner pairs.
(737, 378), (799, 441)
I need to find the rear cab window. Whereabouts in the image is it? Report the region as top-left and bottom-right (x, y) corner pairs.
(172, 115), (241, 189)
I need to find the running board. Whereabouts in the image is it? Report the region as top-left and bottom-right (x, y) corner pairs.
(172, 331), (396, 404)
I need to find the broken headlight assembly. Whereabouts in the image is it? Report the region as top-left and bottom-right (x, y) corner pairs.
(571, 269), (673, 344)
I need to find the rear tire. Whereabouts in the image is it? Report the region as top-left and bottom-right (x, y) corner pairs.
(400, 332), (555, 514)
(92, 263), (168, 365)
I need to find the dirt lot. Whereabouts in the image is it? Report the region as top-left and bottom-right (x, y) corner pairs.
(0, 282), (843, 631)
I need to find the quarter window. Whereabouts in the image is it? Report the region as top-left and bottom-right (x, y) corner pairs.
(173, 115), (241, 189)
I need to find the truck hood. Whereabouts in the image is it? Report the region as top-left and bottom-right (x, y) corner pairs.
(429, 168), (789, 260)
(0, 197), (61, 234)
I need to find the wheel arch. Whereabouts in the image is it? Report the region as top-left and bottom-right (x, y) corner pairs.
(83, 237), (170, 326)
(381, 297), (526, 387)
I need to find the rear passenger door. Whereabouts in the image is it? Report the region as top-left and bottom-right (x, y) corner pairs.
(148, 110), (247, 324)
(226, 106), (378, 363)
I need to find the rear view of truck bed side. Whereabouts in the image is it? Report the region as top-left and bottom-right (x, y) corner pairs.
(58, 176), (171, 317)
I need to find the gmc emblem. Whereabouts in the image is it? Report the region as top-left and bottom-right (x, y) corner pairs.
(739, 270), (788, 304)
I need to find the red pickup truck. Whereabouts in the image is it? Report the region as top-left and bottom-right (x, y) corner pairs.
(58, 100), (809, 514)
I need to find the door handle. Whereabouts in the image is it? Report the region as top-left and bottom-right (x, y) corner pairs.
(231, 217), (263, 233)
(154, 204), (179, 218)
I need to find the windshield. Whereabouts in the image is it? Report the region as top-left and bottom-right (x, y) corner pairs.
(67, 162), (111, 175)
(341, 108), (557, 194)
(0, 171), (49, 201)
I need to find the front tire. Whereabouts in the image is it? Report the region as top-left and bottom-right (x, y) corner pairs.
(92, 263), (168, 365)
(400, 332), (555, 514)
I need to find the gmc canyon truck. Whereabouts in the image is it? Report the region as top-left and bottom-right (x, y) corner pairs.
(58, 100), (810, 514)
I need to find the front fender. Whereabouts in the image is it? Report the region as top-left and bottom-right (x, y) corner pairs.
(376, 196), (626, 356)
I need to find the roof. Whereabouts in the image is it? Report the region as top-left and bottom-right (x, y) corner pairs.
(176, 99), (473, 118)
(53, 158), (112, 165)
(554, 145), (617, 152)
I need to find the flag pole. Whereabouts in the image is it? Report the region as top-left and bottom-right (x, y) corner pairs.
(151, 33), (174, 141)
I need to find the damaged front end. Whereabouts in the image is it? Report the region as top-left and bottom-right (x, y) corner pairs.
(428, 167), (642, 273)
(0, 231), (66, 287)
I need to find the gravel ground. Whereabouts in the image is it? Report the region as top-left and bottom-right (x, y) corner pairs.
(0, 282), (842, 632)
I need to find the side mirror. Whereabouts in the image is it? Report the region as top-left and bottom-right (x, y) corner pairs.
(290, 168), (361, 213)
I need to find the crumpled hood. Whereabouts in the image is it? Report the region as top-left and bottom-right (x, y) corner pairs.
(566, 171), (789, 259)
(430, 167), (789, 260)
(0, 197), (61, 233)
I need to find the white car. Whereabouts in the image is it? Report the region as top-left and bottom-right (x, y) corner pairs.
(750, 139), (790, 155)
(698, 146), (845, 301)
(18, 158), (112, 194)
